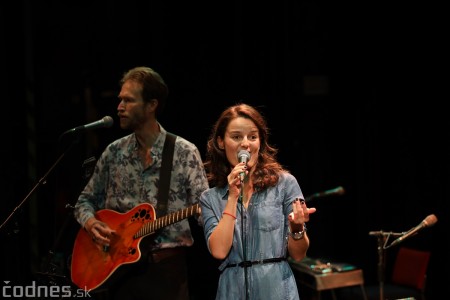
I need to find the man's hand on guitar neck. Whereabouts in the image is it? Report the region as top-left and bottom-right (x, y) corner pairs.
(84, 217), (116, 248)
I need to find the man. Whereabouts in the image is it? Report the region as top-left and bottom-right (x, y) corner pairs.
(73, 66), (208, 300)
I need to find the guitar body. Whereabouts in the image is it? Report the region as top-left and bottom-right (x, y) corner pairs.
(71, 203), (156, 291)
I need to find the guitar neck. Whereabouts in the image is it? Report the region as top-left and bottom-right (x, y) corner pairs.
(134, 203), (199, 239)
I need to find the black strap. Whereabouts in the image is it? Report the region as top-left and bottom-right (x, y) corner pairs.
(156, 132), (176, 216)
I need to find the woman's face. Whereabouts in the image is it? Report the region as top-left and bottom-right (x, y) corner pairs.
(218, 117), (260, 168)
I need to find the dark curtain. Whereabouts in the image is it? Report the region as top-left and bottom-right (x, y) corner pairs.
(1, 1), (447, 299)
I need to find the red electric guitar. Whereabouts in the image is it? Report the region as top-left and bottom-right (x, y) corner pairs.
(70, 203), (199, 291)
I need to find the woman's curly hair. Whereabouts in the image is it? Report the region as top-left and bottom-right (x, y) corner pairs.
(204, 103), (288, 190)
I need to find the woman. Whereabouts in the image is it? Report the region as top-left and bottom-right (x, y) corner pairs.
(200, 103), (316, 300)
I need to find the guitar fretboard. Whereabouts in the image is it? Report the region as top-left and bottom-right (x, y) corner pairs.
(133, 203), (199, 239)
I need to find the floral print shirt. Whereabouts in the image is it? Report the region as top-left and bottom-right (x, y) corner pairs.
(74, 124), (209, 250)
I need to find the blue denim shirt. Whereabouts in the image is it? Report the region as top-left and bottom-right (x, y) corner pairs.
(200, 172), (304, 300)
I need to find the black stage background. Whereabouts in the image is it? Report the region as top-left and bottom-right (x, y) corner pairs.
(1, 1), (448, 299)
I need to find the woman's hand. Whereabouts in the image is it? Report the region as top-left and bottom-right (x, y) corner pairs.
(288, 198), (316, 231)
(227, 162), (247, 199)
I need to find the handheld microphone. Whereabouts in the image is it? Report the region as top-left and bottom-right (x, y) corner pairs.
(305, 186), (345, 201)
(237, 150), (251, 182)
(389, 214), (438, 248)
(63, 116), (114, 135)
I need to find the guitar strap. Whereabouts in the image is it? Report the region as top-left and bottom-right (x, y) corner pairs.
(156, 132), (176, 216)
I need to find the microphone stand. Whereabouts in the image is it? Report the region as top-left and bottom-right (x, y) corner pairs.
(0, 138), (78, 232)
(239, 179), (249, 300)
(0, 133), (80, 285)
(368, 230), (403, 300)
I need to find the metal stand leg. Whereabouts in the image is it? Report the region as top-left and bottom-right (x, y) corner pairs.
(331, 289), (337, 300)
(359, 284), (369, 300)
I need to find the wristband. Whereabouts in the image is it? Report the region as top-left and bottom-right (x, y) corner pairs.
(223, 211), (237, 219)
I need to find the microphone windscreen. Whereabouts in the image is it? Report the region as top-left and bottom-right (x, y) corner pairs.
(424, 214), (438, 227)
(102, 116), (114, 128)
(238, 150), (251, 161)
